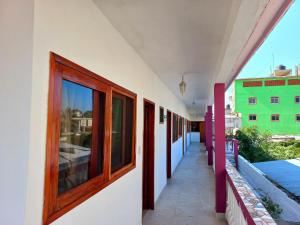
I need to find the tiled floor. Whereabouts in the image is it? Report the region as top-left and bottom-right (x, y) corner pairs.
(143, 143), (227, 225)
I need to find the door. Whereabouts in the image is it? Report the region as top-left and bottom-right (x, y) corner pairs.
(166, 110), (172, 179)
(185, 119), (188, 152)
(200, 121), (205, 143)
(182, 118), (185, 156)
(143, 99), (155, 210)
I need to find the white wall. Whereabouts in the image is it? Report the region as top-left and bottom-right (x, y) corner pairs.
(239, 156), (300, 222)
(23, 0), (190, 225)
(171, 138), (184, 174)
(0, 1), (33, 225)
(191, 132), (200, 142)
(187, 133), (191, 149)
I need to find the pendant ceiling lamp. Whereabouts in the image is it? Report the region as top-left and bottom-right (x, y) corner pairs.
(179, 75), (186, 96)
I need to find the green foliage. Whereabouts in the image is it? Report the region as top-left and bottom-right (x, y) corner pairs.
(261, 195), (282, 219)
(235, 126), (300, 162)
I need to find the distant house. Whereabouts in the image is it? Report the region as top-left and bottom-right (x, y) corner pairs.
(233, 65), (300, 135)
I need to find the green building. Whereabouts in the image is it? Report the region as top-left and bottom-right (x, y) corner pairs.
(233, 75), (300, 135)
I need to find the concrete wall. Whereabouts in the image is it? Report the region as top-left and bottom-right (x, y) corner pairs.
(19, 0), (191, 225)
(238, 156), (300, 222)
(234, 78), (300, 135)
(0, 1), (34, 225)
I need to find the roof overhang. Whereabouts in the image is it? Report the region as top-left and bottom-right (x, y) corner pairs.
(93, 0), (293, 117)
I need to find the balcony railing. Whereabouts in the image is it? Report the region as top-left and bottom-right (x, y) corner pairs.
(211, 139), (277, 225)
(226, 160), (277, 225)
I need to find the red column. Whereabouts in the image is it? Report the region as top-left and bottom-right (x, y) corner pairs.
(204, 113), (207, 147)
(233, 139), (239, 169)
(206, 106), (213, 166)
(214, 83), (226, 214)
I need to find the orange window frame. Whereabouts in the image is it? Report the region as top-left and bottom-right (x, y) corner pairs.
(43, 53), (137, 224)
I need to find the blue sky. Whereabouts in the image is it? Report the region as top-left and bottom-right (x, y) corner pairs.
(62, 80), (93, 112)
(226, 1), (300, 103)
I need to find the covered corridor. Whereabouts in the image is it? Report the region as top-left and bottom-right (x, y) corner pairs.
(143, 143), (226, 225)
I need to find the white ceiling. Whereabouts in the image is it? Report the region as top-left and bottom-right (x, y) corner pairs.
(93, 0), (270, 116)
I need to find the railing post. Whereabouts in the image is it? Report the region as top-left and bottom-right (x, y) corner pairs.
(206, 106), (213, 165)
(233, 139), (239, 169)
(214, 83), (226, 214)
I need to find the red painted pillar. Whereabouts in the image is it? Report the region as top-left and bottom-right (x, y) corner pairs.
(204, 113), (207, 147)
(206, 106), (213, 166)
(233, 139), (239, 169)
(214, 83), (226, 214)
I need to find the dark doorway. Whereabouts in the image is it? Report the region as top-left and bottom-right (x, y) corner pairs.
(143, 99), (155, 210)
(200, 121), (205, 143)
(166, 110), (172, 179)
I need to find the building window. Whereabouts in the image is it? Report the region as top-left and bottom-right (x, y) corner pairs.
(172, 113), (178, 142)
(44, 53), (136, 224)
(178, 116), (183, 137)
(111, 92), (134, 174)
(248, 114), (257, 121)
(271, 114), (280, 122)
(295, 96), (300, 104)
(296, 114), (300, 122)
(248, 97), (257, 105)
(159, 106), (164, 124)
(270, 96), (280, 104)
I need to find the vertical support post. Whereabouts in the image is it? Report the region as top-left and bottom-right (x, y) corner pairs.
(233, 139), (239, 169)
(214, 83), (226, 214)
(206, 106), (213, 166)
(204, 113), (207, 147)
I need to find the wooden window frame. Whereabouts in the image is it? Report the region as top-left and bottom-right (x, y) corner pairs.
(271, 114), (280, 122)
(44, 53), (136, 224)
(172, 113), (178, 143)
(159, 106), (164, 124)
(248, 97), (257, 105)
(178, 116), (182, 138)
(248, 114), (257, 121)
(110, 89), (136, 180)
(270, 96), (280, 104)
(295, 96), (300, 104)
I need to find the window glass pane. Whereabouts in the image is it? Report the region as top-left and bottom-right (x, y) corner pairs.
(249, 114), (256, 121)
(271, 97), (279, 103)
(111, 93), (134, 173)
(160, 107), (164, 123)
(59, 80), (104, 194)
(271, 115), (279, 121)
(296, 96), (300, 103)
(248, 97), (256, 104)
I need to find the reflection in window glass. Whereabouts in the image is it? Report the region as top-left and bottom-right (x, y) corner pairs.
(111, 92), (133, 173)
(59, 80), (104, 194)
